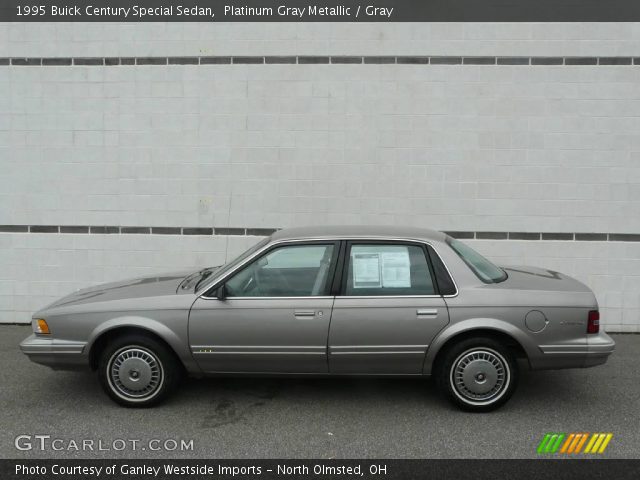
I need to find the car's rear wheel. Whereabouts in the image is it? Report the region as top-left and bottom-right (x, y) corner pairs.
(98, 334), (181, 407)
(436, 337), (518, 412)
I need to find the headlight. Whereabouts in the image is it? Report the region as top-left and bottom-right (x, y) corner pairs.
(32, 318), (50, 334)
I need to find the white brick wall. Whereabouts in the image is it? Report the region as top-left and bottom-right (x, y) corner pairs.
(3, 23), (640, 57)
(0, 22), (639, 330)
(2, 64), (640, 232)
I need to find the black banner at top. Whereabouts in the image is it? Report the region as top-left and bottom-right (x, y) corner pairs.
(1, 0), (640, 22)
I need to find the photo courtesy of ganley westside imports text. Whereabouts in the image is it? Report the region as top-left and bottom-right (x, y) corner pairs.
(11, 461), (386, 478)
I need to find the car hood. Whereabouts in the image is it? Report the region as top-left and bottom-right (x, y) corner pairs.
(40, 270), (196, 311)
(499, 265), (592, 293)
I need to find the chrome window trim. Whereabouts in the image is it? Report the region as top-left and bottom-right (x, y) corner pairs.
(197, 236), (459, 299)
(201, 296), (334, 301)
(202, 295), (442, 300)
(338, 295), (442, 299)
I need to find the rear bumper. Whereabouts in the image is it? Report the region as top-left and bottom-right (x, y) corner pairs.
(584, 330), (616, 367)
(20, 334), (89, 371)
(533, 331), (615, 370)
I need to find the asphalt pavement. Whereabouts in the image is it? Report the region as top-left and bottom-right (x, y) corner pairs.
(1, 326), (638, 459)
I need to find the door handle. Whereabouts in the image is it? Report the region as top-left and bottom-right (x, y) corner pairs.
(294, 310), (316, 318)
(417, 309), (438, 317)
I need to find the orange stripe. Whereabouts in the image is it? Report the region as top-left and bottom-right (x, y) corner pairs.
(567, 434), (582, 454)
(574, 433), (589, 453)
(560, 434), (575, 453)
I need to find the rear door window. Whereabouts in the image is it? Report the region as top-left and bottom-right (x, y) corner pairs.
(344, 244), (436, 296)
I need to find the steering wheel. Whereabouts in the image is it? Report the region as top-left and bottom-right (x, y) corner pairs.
(225, 265), (258, 296)
(255, 267), (290, 296)
(242, 268), (261, 294)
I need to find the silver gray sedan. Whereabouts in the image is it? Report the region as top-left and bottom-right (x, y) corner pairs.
(20, 226), (615, 411)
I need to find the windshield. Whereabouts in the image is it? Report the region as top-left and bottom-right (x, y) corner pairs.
(446, 237), (507, 284)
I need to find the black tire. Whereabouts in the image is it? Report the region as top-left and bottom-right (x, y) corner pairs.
(98, 333), (182, 408)
(436, 337), (518, 412)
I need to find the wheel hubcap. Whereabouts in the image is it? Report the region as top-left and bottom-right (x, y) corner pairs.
(108, 347), (163, 400)
(451, 349), (508, 403)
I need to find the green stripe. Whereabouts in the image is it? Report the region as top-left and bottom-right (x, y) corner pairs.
(545, 434), (558, 453)
(550, 433), (565, 453)
(537, 434), (552, 454)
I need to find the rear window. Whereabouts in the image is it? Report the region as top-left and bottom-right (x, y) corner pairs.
(446, 237), (507, 284)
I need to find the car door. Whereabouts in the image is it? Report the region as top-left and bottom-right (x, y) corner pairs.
(328, 241), (450, 374)
(189, 241), (339, 373)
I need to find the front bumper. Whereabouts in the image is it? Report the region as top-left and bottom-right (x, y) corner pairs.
(20, 334), (89, 371)
(534, 330), (616, 370)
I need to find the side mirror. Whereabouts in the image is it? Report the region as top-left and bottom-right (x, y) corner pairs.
(216, 285), (227, 300)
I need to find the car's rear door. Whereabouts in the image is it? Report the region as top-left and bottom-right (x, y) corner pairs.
(328, 240), (450, 374)
(189, 241), (339, 373)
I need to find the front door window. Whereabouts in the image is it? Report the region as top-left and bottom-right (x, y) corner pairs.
(225, 244), (336, 297)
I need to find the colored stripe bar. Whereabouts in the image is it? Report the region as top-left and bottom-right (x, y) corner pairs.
(560, 434), (575, 453)
(545, 434), (559, 453)
(584, 433), (599, 453)
(540, 432), (613, 454)
(574, 433), (589, 453)
(567, 434), (583, 454)
(537, 434), (553, 454)
(598, 434), (613, 453)
(590, 434), (607, 453)
(550, 434), (565, 453)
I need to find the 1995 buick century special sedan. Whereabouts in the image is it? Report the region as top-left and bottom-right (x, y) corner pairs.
(20, 226), (615, 411)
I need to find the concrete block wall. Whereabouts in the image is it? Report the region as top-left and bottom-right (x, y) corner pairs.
(3, 23), (640, 57)
(0, 23), (639, 331)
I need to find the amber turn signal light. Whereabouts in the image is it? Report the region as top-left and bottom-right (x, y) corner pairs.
(34, 318), (50, 334)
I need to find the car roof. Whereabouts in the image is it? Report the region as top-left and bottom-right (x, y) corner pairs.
(270, 225), (448, 243)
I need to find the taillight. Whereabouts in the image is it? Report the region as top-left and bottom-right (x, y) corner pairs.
(587, 310), (600, 334)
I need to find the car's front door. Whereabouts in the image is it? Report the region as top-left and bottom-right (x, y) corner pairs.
(189, 242), (338, 373)
(328, 241), (450, 374)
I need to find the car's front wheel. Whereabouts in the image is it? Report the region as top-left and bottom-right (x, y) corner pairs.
(98, 334), (181, 407)
(437, 337), (518, 412)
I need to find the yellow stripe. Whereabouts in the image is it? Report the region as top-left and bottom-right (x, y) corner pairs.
(560, 434), (575, 453)
(597, 434), (613, 454)
(567, 434), (582, 454)
(590, 434), (606, 454)
(584, 433), (598, 453)
(574, 433), (589, 453)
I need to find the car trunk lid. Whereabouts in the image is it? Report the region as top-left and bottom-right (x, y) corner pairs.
(499, 265), (592, 293)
